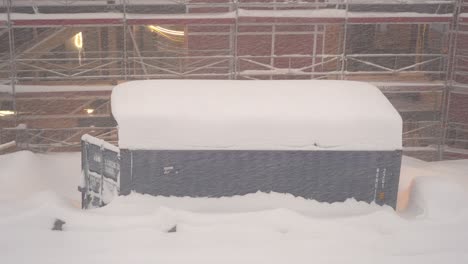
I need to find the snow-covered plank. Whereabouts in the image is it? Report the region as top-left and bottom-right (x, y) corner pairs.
(0, 10), (452, 26)
(347, 0), (453, 4)
(0, 141), (15, 151)
(0, 12), (236, 26)
(460, 13), (468, 23)
(9, 0), (180, 6)
(348, 14), (452, 23)
(126, 13), (236, 25)
(0, 12), (123, 26)
(0, 84), (113, 94)
(238, 9), (452, 24)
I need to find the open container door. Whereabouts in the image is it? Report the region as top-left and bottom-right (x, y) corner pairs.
(79, 134), (120, 209)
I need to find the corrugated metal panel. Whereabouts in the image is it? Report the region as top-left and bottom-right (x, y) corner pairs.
(120, 150), (402, 209)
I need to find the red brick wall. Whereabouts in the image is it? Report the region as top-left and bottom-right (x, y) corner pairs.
(449, 93), (468, 124)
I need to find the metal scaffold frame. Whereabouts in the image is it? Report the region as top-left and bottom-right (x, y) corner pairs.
(0, 0), (467, 160)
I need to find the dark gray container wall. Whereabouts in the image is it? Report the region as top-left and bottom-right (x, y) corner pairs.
(120, 150), (402, 209)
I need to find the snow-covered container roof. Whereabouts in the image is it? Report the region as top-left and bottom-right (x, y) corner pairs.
(112, 80), (402, 151)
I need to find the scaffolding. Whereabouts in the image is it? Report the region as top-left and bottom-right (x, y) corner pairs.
(0, 0), (467, 160)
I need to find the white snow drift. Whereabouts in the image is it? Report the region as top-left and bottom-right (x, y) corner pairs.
(1, 151), (468, 264)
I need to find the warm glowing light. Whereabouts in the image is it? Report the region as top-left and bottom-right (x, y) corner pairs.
(85, 108), (94, 114)
(0, 110), (15, 117)
(74, 32), (83, 49)
(148, 25), (185, 36)
(148, 25), (185, 42)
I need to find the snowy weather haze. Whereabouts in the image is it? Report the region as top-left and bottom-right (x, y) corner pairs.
(1, 0), (468, 264)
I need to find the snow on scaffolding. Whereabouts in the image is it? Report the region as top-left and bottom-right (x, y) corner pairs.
(0, 84), (113, 94)
(0, 8), (453, 24)
(0, 11), (235, 20)
(238, 9), (453, 18)
(8, 0), (187, 6)
(347, 0), (453, 3)
(6, 0), (455, 6)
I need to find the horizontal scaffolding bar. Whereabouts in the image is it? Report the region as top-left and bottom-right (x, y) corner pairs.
(0, 11), (454, 26)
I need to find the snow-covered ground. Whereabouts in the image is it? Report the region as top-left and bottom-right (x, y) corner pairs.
(1, 151), (468, 264)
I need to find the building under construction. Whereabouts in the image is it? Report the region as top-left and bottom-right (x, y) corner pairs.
(0, 0), (467, 160)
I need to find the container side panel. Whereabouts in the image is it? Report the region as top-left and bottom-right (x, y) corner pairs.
(124, 150), (402, 208)
(120, 149), (133, 196)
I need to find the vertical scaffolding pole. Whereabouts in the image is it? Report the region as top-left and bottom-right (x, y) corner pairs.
(270, 0), (277, 80)
(6, 0), (17, 126)
(233, 0), (239, 80)
(229, 23), (236, 80)
(228, 0), (237, 80)
(122, 0), (128, 81)
(439, 0), (462, 160)
(312, 24), (318, 78)
(340, 0), (349, 80)
(271, 25), (276, 80)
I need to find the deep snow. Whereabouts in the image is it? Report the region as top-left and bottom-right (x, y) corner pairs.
(0, 151), (468, 264)
(112, 80), (402, 150)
